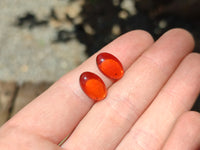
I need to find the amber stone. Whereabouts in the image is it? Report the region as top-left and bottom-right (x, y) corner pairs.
(79, 72), (107, 101)
(96, 52), (124, 80)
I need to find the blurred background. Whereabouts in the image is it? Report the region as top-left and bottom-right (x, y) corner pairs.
(0, 0), (200, 125)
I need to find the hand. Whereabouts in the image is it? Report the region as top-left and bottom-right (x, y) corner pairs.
(0, 29), (200, 150)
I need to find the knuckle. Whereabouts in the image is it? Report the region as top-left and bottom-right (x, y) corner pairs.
(108, 92), (141, 122)
(131, 128), (162, 150)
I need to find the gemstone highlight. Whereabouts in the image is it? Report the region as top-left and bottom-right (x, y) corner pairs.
(96, 52), (124, 80)
(79, 72), (107, 101)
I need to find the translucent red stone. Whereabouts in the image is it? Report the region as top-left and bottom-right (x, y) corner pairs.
(79, 72), (107, 101)
(96, 52), (124, 80)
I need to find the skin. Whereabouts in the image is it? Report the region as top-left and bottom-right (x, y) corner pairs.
(0, 28), (200, 150)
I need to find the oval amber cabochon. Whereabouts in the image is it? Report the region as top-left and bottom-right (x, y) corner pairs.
(79, 72), (107, 101)
(96, 52), (124, 80)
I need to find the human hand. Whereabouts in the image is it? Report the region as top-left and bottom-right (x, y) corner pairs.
(0, 29), (199, 150)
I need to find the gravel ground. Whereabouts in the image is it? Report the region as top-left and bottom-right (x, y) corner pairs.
(0, 0), (87, 83)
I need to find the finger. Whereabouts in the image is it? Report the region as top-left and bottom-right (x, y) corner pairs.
(163, 111), (200, 150)
(62, 29), (194, 149)
(116, 53), (200, 150)
(0, 125), (62, 150)
(1, 30), (154, 144)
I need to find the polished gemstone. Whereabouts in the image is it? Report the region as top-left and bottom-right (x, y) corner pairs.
(96, 52), (124, 80)
(79, 72), (107, 101)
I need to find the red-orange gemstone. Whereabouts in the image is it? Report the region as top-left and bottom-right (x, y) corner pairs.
(96, 52), (124, 80)
(79, 72), (107, 101)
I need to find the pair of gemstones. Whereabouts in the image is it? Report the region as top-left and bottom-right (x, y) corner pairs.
(80, 52), (124, 101)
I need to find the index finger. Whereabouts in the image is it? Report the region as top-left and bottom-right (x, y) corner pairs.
(0, 30), (154, 144)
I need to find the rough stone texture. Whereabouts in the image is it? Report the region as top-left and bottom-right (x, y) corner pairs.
(121, 0), (137, 15)
(11, 82), (52, 117)
(0, 81), (17, 126)
(0, 0), (87, 83)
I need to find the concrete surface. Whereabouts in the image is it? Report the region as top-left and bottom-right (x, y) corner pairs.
(0, 0), (87, 83)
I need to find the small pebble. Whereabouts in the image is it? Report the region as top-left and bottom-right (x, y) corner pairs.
(84, 24), (95, 35)
(121, 0), (137, 15)
(112, 24), (121, 36)
(118, 10), (129, 19)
